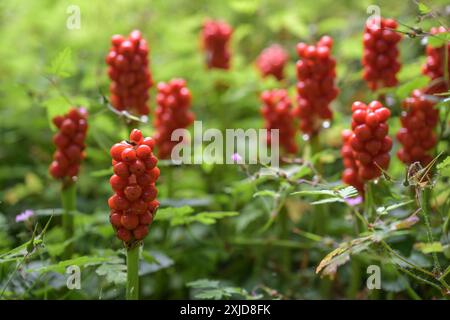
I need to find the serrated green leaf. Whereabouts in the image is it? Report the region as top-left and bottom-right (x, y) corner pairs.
(47, 47), (74, 78)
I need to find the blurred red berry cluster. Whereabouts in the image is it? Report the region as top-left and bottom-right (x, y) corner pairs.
(256, 45), (289, 81)
(108, 129), (160, 244)
(293, 36), (338, 136)
(49, 108), (88, 180)
(422, 26), (450, 94)
(347, 101), (392, 182)
(154, 79), (195, 159)
(397, 90), (439, 166)
(341, 129), (364, 193)
(106, 30), (153, 116)
(362, 17), (402, 91)
(260, 89), (298, 154)
(201, 19), (233, 69)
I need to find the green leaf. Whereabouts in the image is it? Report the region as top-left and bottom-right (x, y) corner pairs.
(28, 256), (111, 274)
(414, 242), (443, 254)
(96, 262), (127, 285)
(291, 190), (336, 197)
(47, 47), (74, 78)
(155, 206), (238, 226)
(253, 190), (278, 198)
(229, 0), (260, 14)
(428, 32), (450, 48)
(418, 2), (431, 14)
(395, 76), (429, 100)
(43, 96), (71, 131)
(311, 197), (343, 205)
(377, 200), (414, 216)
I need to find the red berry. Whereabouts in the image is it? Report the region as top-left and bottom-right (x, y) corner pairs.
(139, 213), (153, 225)
(129, 160), (146, 175)
(110, 143), (128, 161)
(130, 129), (143, 144)
(110, 211), (122, 228)
(136, 144), (152, 159)
(121, 214), (139, 230)
(113, 162), (130, 177)
(117, 228), (132, 242)
(133, 225), (149, 240)
(121, 148), (137, 162)
(124, 184), (142, 201)
(256, 45), (289, 81)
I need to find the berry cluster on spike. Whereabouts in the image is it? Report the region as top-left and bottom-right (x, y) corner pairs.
(256, 45), (289, 81)
(109, 129), (160, 245)
(49, 108), (88, 180)
(154, 78), (195, 159)
(348, 101), (392, 181)
(293, 36), (338, 136)
(201, 19), (233, 69)
(106, 30), (153, 116)
(341, 129), (364, 193)
(422, 26), (450, 94)
(397, 90), (439, 166)
(362, 17), (402, 91)
(260, 89), (297, 154)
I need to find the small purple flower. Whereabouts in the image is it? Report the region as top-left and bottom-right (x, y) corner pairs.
(231, 153), (242, 163)
(345, 195), (363, 206)
(16, 210), (34, 223)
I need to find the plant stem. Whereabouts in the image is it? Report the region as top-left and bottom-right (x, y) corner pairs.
(126, 245), (140, 300)
(419, 187), (441, 273)
(364, 181), (375, 222)
(61, 182), (76, 258)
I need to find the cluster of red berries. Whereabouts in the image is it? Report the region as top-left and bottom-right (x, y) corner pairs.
(201, 19), (233, 70)
(293, 36), (338, 136)
(397, 90), (439, 166)
(341, 129), (364, 192)
(106, 30), (153, 116)
(154, 79), (195, 159)
(108, 129), (160, 244)
(49, 108), (88, 180)
(362, 17), (402, 91)
(422, 26), (450, 94)
(256, 45), (289, 81)
(347, 101), (392, 181)
(260, 89), (298, 154)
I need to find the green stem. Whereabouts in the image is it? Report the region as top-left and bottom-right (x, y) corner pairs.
(61, 182), (76, 258)
(364, 181), (375, 222)
(420, 187), (441, 273)
(126, 245), (140, 300)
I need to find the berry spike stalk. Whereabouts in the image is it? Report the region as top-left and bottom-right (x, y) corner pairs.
(347, 101), (392, 217)
(106, 30), (153, 118)
(293, 35), (338, 138)
(397, 90), (439, 166)
(154, 78), (195, 159)
(201, 19), (233, 70)
(422, 26), (450, 94)
(256, 45), (289, 81)
(108, 129), (160, 300)
(260, 89), (298, 155)
(362, 17), (402, 91)
(49, 107), (88, 255)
